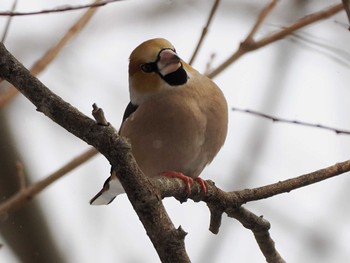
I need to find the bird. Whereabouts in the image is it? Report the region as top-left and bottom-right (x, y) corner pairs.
(90, 38), (228, 205)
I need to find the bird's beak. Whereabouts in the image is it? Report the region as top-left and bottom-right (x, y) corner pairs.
(157, 49), (181, 77)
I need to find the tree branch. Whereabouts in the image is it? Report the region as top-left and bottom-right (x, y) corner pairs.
(0, 148), (98, 218)
(15, 161), (26, 191)
(153, 159), (350, 261)
(0, 0), (122, 17)
(0, 42), (190, 263)
(189, 0), (220, 65)
(154, 159), (350, 214)
(0, 0), (18, 42)
(207, 3), (343, 78)
(232, 107), (350, 135)
(236, 159), (350, 204)
(231, 207), (285, 263)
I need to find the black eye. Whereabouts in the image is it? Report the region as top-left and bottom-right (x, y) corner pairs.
(141, 62), (157, 73)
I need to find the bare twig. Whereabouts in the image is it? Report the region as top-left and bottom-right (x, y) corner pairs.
(15, 161), (26, 191)
(235, 159), (350, 204)
(208, 3), (343, 78)
(204, 53), (216, 74)
(1, 0), (18, 42)
(232, 107), (350, 135)
(245, 0), (278, 42)
(189, 0), (220, 65)
(92, 103), (109, 126)
(0, 0), (122, 17)
(0, 148), (98, 217)
(0, 0), (102, 107)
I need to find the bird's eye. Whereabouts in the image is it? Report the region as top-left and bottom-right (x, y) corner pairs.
(141, 63), (157, 73)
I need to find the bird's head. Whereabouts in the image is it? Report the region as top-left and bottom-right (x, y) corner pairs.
(128, 38), (189, 105)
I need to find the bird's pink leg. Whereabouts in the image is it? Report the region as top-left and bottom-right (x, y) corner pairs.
(195, 177), (207, 194)
(160, 171), (193, 193)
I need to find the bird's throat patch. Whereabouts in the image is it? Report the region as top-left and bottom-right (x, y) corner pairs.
(161, 66), (188, 86)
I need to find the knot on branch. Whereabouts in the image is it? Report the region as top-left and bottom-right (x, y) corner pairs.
(176, 225), (188, 239)
(239, 39), (257, 51)
(92, 103), (109, 126)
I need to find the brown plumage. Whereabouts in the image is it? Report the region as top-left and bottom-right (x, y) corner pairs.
(90, 38), (228, 205)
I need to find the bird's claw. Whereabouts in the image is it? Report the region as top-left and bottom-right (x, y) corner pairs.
(160, 171), (207, 194)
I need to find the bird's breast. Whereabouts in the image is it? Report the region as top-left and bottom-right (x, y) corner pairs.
(121, 79), (228, 179)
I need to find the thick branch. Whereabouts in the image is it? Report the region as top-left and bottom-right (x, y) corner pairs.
(0, 43), (189, 263)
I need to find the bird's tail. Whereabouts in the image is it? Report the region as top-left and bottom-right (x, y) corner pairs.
(90, 170), (125, 205)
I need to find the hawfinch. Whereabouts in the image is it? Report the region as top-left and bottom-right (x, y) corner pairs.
(90, 38), (228, 205)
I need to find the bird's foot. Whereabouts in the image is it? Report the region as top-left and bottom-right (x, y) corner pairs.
(160, 171), (193, 193)
(195, 177), (208, 194)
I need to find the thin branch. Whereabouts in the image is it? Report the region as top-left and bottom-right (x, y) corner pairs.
(0, 148), (98, 217)
(92, 103), (109, 126)
(232, 107), (350, 135)
(235, 159), (350, 204)
(245, 0), (278, 42)
(255, 4), (343, 47)
(15, 161), (26, 191)
(204, 53), (216, 75)
(207, 3), (343, 78)
(0, 0), (122, 17)
(189, 0), (220, 65)
(1, 0), (18, 42)
(0, 0), (102, 107)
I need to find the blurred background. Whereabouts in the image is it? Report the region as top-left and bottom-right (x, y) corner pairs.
(0, 0), (350, 262)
